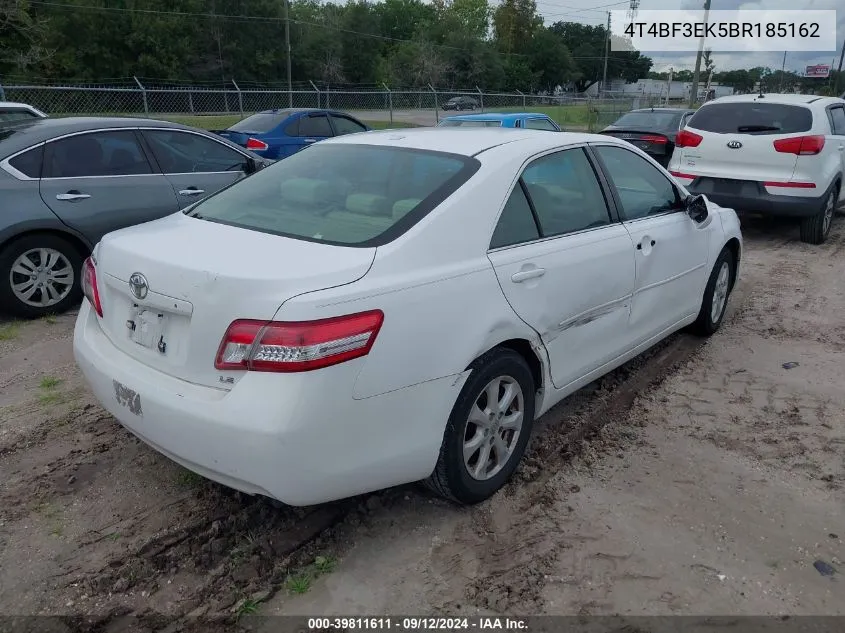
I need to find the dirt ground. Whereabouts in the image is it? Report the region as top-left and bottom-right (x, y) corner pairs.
(1, 215), (843, 628)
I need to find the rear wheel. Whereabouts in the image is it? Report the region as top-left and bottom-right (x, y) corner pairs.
(425, 348), (535, 504)
(0, 234), (83, 318)
(799, 184), (837, 245)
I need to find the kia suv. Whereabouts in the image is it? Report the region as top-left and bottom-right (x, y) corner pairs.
(668, 94), (845, 244)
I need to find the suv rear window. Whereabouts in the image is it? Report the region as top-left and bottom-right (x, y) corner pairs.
(687, 103), (813, 135)
(187, 144), (479, 247)
(227, 111), (292, 134)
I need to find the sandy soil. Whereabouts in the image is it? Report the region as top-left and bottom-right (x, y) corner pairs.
(1, 215), (843, 627)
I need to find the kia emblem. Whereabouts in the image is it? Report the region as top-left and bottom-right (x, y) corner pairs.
(727, 140), (742, 149)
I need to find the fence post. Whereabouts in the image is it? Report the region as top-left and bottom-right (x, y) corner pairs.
(516, 89), (525, 107)
(476, 86), (484, 112)
(0, 81), (5, 100)
(133, 76), (149, 115)
(429, 84), (439, 124)
(188, 91), (194, 114)
(309, 80), (320, 108)
(232, 79), (244, 118)
(382, 82), (393, 126)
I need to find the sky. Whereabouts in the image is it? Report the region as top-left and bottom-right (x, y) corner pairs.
(534, 0), (845, 74)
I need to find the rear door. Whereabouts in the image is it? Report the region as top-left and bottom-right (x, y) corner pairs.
(487, 146), (637, 390)
(39, 129), (179, 244)
(592, 143), (711, 344)
(828, 104), (845, 200)
(141, 129), (251, 208)
(676, 101), (813, 185)
(287, 113), (333, 156)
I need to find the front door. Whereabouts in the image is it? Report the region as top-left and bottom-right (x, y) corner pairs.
(487, 146), (637, 390)
(282, 113), (334, 158)
(591, 143), (711, 344)
(140, 129), (249, 209)
(38, 130), (179, 245)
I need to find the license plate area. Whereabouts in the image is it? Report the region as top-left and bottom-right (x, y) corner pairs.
(127, 306), (168, 355)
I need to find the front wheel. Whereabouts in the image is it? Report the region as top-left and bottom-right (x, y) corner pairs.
(689, 248), (735, 337)
(0, 234), (84, 318)
(424, 348), (535, 504)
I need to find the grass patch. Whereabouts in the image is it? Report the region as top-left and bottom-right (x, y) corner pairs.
(38, 375), (65, 406)
(0, 323), (20, 341)
(39, 375), (62, 390)
(42, 314), (58, 324)
(235, 598), (260, 617)
(176, 468), (204, 487)
(283, 554), (338, 595)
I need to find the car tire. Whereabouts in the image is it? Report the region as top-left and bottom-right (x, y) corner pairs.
(0, 234), (84, 319)
(689, 247), (735, 337)
(799, 183), (838, 245)
(424, 347), (536, 505)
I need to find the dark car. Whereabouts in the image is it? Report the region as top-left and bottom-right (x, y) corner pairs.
(0, 117), (269, 317)
(441, 96), (479, 111)
(600, 107), (696, 167)
(214, 108), (371, 161)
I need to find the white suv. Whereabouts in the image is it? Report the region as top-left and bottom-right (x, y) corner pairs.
(668, 94), (845, 244)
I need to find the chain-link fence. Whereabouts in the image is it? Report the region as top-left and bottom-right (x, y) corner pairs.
(1, 79), (670, 132)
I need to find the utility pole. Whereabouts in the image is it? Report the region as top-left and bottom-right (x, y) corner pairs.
(689, 0), (711, 107)
(835, 35), (845, 96)
(283, 0), (293, 107)
(601, 11), (611, 97)
(778, 51), (787, 92)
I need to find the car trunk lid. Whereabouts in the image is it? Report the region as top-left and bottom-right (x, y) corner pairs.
(93, 212), (376, 389)
(601, 129), (671, 155)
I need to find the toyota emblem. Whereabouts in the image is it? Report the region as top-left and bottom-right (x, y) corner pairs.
(727, 140), (743, 149)
(128, 272), (149, 300)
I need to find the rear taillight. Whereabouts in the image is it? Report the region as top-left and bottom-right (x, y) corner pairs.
(675, 130), (703, 148)
(773, 135), (825, 155)
(81, 256), (103, 317)
(670, 170), (696, 180)
(641, 134), (668, 144)
(215, 310), (384, 373)
(246, 137), (268, 151)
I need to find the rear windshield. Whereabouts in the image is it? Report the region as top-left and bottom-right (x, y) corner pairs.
(611, 111), (681, 129)
(439, 120), (502, 127)
(227, 111), (292, 133)
(187, 144), (479, 247)
(687, 102), (813, 135)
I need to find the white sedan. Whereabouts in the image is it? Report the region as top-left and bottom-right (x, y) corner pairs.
(73, 128), (742, 506)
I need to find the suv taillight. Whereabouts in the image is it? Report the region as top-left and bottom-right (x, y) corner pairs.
(81, 256), (103, 317)
(773, 135), (825, 155)
(246, 137), (268, 151)
(215, 310), (384, 372)
(675, 130), (703, 148)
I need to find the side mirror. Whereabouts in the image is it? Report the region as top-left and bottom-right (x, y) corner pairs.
(684, 194), (710, 225)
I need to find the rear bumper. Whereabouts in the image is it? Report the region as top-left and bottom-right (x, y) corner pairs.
(73, 302), (463, 506)
(683, 177), (827, 218)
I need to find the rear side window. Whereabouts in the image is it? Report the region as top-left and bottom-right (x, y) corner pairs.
(830, 107), (845, 135)
(44, 131), (152, 178)
(228, 111), (290, 134)
(490, 184), (540, 249)
(0, 109), (40, 124)
(187, 144), (479, 247)
(330, 115), (367, 135)
(8, 145), (44, 178)
(687, 103), (813, 135)
(439, 120), (501, 127)
(525, 118), (558, 131)
(299, 115), (332, 137)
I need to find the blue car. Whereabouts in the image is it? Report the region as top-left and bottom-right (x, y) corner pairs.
(215, 108), (371, 160)
(437, 112), (562, 131)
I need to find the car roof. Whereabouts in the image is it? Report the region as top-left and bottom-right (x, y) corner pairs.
(444, 112), (550, 122)
(251, 108), (357, 117)
(706, 93), (838, 106)
(0, 116), (204, 155)
(321, 127), (617, 157)
(627, 107), (694, 114)
(0, 101), (40, 109)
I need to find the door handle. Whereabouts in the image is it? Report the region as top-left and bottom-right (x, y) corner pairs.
(636, 239), (656, 250)
(838, 145), (844, 152)
(511, 268), (546, 283)
(178, 188), (205, 196)
(56, 191), (90, 201)
(303, 138), (317, 143)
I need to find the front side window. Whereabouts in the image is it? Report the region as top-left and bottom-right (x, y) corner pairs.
(144, 130), (246, 174)
(594, 145), (680, 221)
(187, 144), (479, 247)
(45, 131), (152, 178)
(520, 148), (611, 237)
